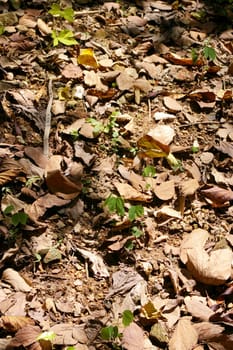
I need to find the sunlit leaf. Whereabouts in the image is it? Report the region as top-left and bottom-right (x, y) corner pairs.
(203, 46), (216, 61)
(137, 135), (170, 159)
(77, 48), (99, 68)
(122, 310), (134, 327)
(128, 205), (144, 221)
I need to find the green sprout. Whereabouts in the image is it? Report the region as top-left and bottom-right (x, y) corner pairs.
(49, 4), (75, 23)
(51, 29), (78, 46)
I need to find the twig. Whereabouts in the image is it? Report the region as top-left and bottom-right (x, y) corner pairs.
(74, 10), (102, 16)
(178, 120), (225, 128)
(43, 79), (53, 158)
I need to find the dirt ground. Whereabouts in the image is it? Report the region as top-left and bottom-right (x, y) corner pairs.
(0, 1), (232, 349)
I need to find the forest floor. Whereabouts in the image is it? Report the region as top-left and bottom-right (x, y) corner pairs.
(0, 1), (233, 349)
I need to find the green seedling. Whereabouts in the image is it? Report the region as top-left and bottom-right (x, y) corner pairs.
(37, 331), (56, 342)
(128, 205), (144, 221)
(142, 165), (156, 177)
(131, 226), (143, 238)
(191, 41), (216, 65)
(192, 140), (199, 153)
(100, 310), (134, 348)
(49, 4), (75, 23)
(122, 310), (134, 326)
(0, 23), (5, 35)
(51, 29), (78, 46)
(25, 175), (41, 188)
(104, 195), (125, 217)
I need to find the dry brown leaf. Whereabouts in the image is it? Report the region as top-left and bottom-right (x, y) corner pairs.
(193, 322), (224, 342)
(62, 63), (83, 79)
(74, 142), (95, 165)
(184, 297), (214, 321)
(180, 179), (199, 196)
(163, 96), (182, 112)
(122, 322), (144, 350)
(116, 71), (134, 91)
(2, 268), (32, 292)
(215, 141), (233, 158)
(50, 323), (88, 345)
(180, 229), (232, 285)
(6, 325), (41, 349)
(212, 168), (233, 186)
(169, 318), (198, 350)
(114, 182), (152, 202)
(1, 316), (35, 332)
(26, 193), (70, 221)
(153, 180), (175, 201)
(201, 186), (233, 207)
(75, 247), (109, 278)
(118, 165), (147, 191)
(133, 79), (152, 93)
(164, 52), (204, 66)
(46, 156), (82, 198)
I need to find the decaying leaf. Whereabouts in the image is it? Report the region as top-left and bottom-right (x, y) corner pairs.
(201, 186), (233, 207)
(2, 268), (32, 292)
(122, 322), (144, 350)
(169, 318), (198, 350)
(137, 134), (170, 159)
(75, 247), (109, 278)
(1, 315), (35, 332)
(5, 325), (42, 349)
(180, 229), (232, 285)
(114, 182), (152, 202)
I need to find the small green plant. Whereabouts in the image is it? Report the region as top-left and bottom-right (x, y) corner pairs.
(131, 226), (143, 238)
(191, 41), (216, 65)
(0, 23), (5, 35)
(128, 205), (144, 221)
(51, 29), (78, 46)
(49, 4), (75, 23)
(100, 310), (134, 348)
(25, 175), (41, 188)
(3, 205), (28, 237)
(104, 195), (125, 217)
(142, 165), (156, 177)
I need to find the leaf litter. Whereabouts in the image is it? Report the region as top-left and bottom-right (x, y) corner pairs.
(0, 0), (232, 349)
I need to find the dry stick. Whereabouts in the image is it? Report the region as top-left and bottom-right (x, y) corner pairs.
(43, 79), (53, 158)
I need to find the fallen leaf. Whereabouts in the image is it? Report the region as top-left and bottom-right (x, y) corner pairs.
(26, 193), (70, 221)
(6, 325), (41, 349)
(2, 268), (32, 292)
(201, 186), (233, 207)
(163, 96), (182, 112)
(114, 182), (152, 202)
(1, 315), (35, 332)
(122, 322), (144, 350)
(184, 297), (214, 321)
(137, 134), (170, 159)
(153, 180), (175, 201)
(77, 48), (99, 68)
(180, 179), (199, 196)
(148, 125), (175, 145)
(180, 229), (232, 285)
(169, 318), (198, 350)
(62, 63), (83, 79)
(75, 247), (109, 278)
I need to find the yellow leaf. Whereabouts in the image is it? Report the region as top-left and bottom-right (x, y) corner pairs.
(77, 48), (99, 68)
(137, 135), (170, 159)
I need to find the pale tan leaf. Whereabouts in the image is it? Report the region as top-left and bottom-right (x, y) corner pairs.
(163, 96), (182, 112)
(118, 165), (147, 191)
(153, 180), (175, 201)
(116, 71), (134, 91)
(2, 268), (32, 292)
(180, 179), (199, 197)
(169, 318), (198, 350)
(122, 322), (144, 350)
(114, 182), (152, 202)
(62, 63), (83, 79)
(193, 322), (224, 341)
(148, 125), (175, 145)
(180, 229), (232, 285)
(50, 323), (87, 345)
(184, 297), (214, 321)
